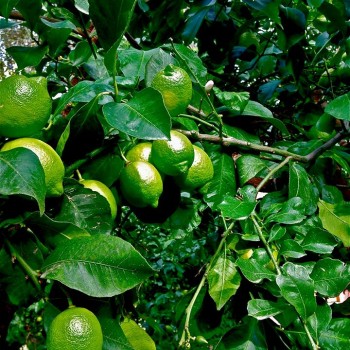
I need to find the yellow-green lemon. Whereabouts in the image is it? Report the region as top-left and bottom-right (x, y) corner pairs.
(1, 138), (64, 197)
(80, 179), (118, 219)
(46, 306), (103, 350)
(175, 145), (214, 191)
(151, 64), (192, 117)
(151, 130), (194, 176)
(126, 142), (153, 163)
(0, 75), (52, 138)
(119, 161), (163, 208)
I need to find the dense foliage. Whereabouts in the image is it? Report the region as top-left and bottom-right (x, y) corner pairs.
(1, 0), (350, 349)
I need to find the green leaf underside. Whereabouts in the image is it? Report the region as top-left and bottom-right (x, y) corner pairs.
(41, 235), (154, 297)
(208, 256), (241, 310)
(0, 148), (46, 214)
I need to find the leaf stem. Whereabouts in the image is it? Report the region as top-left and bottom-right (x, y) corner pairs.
(250, 213), (282, 275)
(4, 239), (42, 291)
(302, 319), (320, 350)
(178, 220), (235, 348)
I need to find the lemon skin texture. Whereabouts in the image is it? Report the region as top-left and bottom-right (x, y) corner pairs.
(175, 145), (214, 191)
(1, 138), (65, 197)
(151, 64), (192, 117)
(46, 307), (103, 350)
(151, 130), (194, 176)
(119, 161), (163, 208)
(0, 75), (52, 138)
(80, 179), (118, 219)
(126, 142), (153, 163)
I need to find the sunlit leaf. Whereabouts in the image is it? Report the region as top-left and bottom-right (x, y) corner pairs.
(121, 318), (156, 350)
(41, 235), (154, 297)
(248, 299), (286, 320)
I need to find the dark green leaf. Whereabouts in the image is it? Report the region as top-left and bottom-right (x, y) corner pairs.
(289, 163), (318, 215)
(0, 148), (45, 214)
(204, 152), (237, 209)
(307, 304), (332, 341)
(208, 256), (241, 310)
(236, 155), (270, 186)
(214, 89), (250, 114)
(221, 316), (268, 349)
(0, 0), (19, 19)
(301, 228), (338, 254)
(310, 258), (350, 297)
(318, 200), (350, 247)
(219, 196), (256, 220)
(325, 92), (350, 121)
(68, 41), (92, 66)
(236, 257), (276, 283)
(279, 239), (306, 258)
(41, 235), (154, 297)
(268, 224), (286, 242)
(55, 179), (113, 235)
(266, 197), (306, 224)
(247, 299), (286, 320)
(6, 45), (48, 70)
(103, 88), (171, 140)
(88, 0), (137, 50)
(276, 262), (316, 320)
(319, 318), (350, 350)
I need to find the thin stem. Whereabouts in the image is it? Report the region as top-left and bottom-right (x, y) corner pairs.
(177, 113), (221, 133)
(251, 213), (282, 275)
(256, 156), (292, 193)
(302, 319), (320, 350)
(178, 221), (235, 348)
(5, 239), (42, 291)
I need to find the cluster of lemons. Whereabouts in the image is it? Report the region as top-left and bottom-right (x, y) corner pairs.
(120, 130), (214, 210)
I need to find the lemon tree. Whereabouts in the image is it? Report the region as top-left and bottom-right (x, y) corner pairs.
(0, 75), (52, 138)
(1, 1), (350, 350)
(46, 306), (103, 350)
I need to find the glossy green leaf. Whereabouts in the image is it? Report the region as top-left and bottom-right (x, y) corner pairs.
(41, 235), (154, 297)
(266, 197), (306, 224)
(242, 100), (289, 134)
(68, 41), (92, 66)
(208, 256), (241, 310)
(219, 196), (256, 220)
(121, 318), (156, 350)
(103, 88), (171, 140)
(55, 180), (113, 235)
(247, 299), (286, 320)
(277, 262), (316, 320)
(301, 228), (338, 254)
(74, 0), (89, 14)
(99, 316), (133, 350)
(0, 148), (45, 214)
(88, 0), (137, 50)
(0, 0), (19, 19)
(6, 45), (48, 70)
(310, 258), (350, 297)
(204, 152), (237, 209)
(119, 48), (158, 81)
(319, 318), (350, 350)
(318, 200), (350, 247)
(279, 239), (306, 258)
(268, 224), (286, 242)
(325, 92), (350, 121)
(289, 163), (318, 215)
(214, 89), (250, 114)
(236, 155), (270, 186)
(307, 304), (332, 341)
(236, 257), (276, 283)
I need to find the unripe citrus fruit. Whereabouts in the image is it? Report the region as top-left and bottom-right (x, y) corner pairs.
(151, 64), (192, 117)
(0, 75), (52, 138)
(46, 306), (103, 350)
(175, 145), (214, 191)
(151, 130), (194, 176)
(126, 142), (153, 163)
(1, 138), (64, 197)
(80, 179), (118, 219)
(119, 161), (163, 208)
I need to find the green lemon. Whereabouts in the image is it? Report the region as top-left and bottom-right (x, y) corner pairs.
(126, 142), (153, 163)
(151, 130), (194, 176)
(151, 64), (192, 117)
(175, 145), (214, 191)
(46, 306), (103, 350)
(0, 75), (52, 138)
(1, 138), (65, 197)
(80, 179), (118, 219)
(119, 161), (163, 208)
